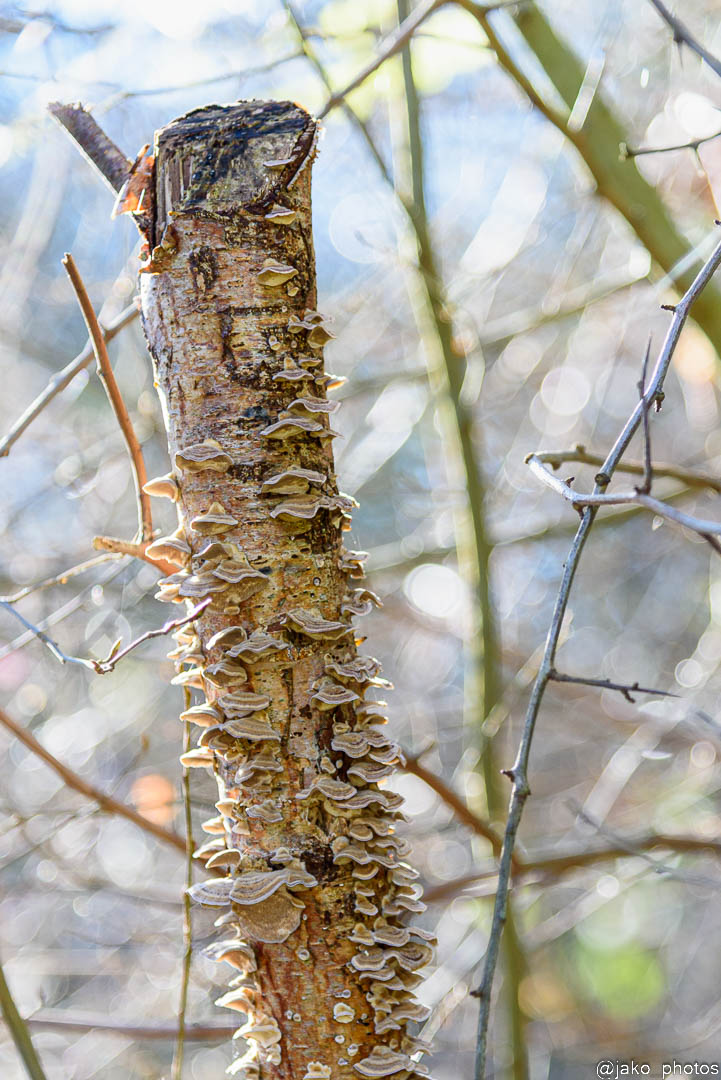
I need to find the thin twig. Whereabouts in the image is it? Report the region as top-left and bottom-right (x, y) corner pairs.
(172, 688), (196, 1080)
(47, 102), (131, 193)
(531, 444), (721, 494)
(62, 254), (152, 542)
(424, 831), (721, 904)
(402, 749), (507, 856)
(283, 1), (394, 185)
(0, 303), (139, 457)
(549, 669), (677, 704)
(570, 803), (721, 888)
(0, 707), (186, 854)
(622, 130), (721, 158)
(0, 956), (48, 1080)
(526, 454), (721, 539)
(92, 599), (210, 674)
(648, 0), (721, 82)
(99, 50), (304, 110)
(473, 232), (721, 1078)
(25, 1013), (235, 1040)
(318, 0), (446, 117)
(0, 595), (204, 673)
(0, 553), (124, 604)
(0, 562), (128, 663)
(637, 336), (653, 495)
(0, 599), (96, 669)
(92, 535), (177, 577)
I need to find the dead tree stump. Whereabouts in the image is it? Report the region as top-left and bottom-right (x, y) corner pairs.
(137, 101), (434, 1079)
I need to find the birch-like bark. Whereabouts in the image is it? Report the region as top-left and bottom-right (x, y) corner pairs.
(137, 101), (433, 1080)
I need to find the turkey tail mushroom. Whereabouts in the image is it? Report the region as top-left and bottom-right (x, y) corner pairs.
(138, 100), (434, 1080)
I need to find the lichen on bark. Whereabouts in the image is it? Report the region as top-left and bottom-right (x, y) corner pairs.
(137, 100), (433, 1080)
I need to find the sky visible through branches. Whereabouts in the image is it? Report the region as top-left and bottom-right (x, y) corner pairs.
(3, 1), (721, 1078)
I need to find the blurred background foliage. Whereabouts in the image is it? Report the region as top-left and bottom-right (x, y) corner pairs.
(2, 0), (721, 1077)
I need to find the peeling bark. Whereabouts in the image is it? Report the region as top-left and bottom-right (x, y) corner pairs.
(137, 100), (433, 1080)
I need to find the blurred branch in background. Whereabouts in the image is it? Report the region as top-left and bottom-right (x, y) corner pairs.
(0, 708), (186, 854)
(648, 0), (721, 81)
(0, 304), (138, 458)
(0, 958), (47, 1080)
(474, 231), (721, 1077)
(460, 2), (721, 352)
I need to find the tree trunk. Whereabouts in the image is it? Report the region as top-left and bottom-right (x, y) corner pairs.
(138, 101), (433, 1080)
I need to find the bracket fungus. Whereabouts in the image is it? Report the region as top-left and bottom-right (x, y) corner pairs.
(256, 259), (298, 287)
(190, 502), (239, 535)
(136, 100), (434, 1080)
(260, 416), (338, 442)
(264, 205), (298, 225)
(145, 530), (191, 567)
(287, 309), (335, 349)
(280, 608), (352, 641)
(142, 472), (179, 501)
(175, 439), (233, 473)
(260, 467), (327, 495)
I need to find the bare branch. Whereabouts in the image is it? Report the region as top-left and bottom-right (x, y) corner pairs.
(47, 102), (131, 193)
(637, 336), (653, 495)
(548, 669), (677, 703)
(424, 831), (721, 904)
(526, 453), (721, 540)
(25, 1012), (235, 1041)
(0, 553), (123, 604)
(318, 0), (446, 118)
(0, 956), (48, 1080)
(531, 444), (721, 494)
(63, 254), (153, 542)
(172, 688), (197, 1080)
(648, 0), (721, 82)
(0, 302), (139, 458)
(401, 748), (507, 856)
(92, 535), (177, 577)
(621, 130), (721, 158)
(473, 231), (721, 1079)
(92, 599), (210, 675)
(99, 50), (304, 110)
(0, 599), (96, 669)
(0, 707), (186, 854)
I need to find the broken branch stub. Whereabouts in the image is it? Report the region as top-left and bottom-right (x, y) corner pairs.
(136, 101), (433, 1079)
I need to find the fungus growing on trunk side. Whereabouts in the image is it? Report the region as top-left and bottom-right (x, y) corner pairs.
(126, 99), (434, 1080)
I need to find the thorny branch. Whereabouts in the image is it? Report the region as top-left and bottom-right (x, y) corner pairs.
(63, 253), (153, 543)
(648, 0), (721, 82)
(548, 670), (676, 703)
(473, 232), (721, 1078)
(526, 454), (721, 541)
(531, 444), (721, 494)
(0, 707), (186, 853)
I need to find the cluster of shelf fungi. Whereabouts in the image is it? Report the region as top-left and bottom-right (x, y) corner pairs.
(134, 101), (435, 1080)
